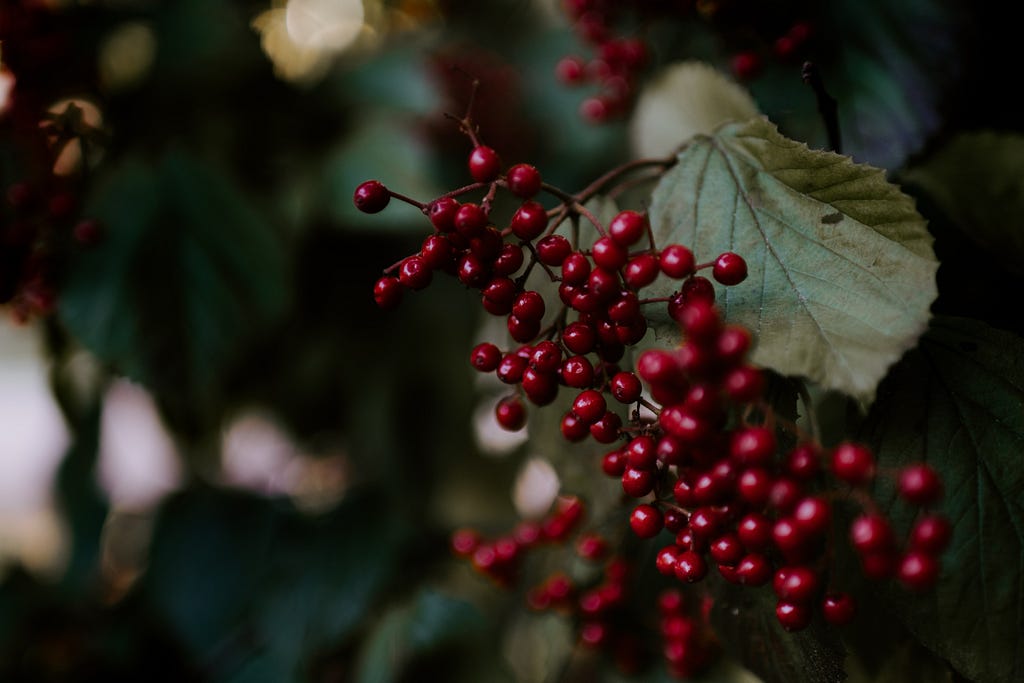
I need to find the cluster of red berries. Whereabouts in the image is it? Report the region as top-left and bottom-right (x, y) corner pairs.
(449, 496), (584, 587)
(728, 20), (813, 81)
(555, 0), (652, 123)
(656, 588), (717, 679)
(582, 300), (949, 631)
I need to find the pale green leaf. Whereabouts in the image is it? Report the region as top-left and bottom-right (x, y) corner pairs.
(646, 118), (937, 403)
(902, 131), (1024, 275)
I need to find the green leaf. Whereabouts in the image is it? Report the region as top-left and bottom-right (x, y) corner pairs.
(709, 578), (846, 683)
(860, 317), (1024, 682)
(902, 131), (1024, 275)
(59, 151), (288, 410)
(646, 118), (937, 403)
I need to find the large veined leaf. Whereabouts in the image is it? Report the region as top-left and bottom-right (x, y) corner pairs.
(860, 317), (1024, 683)
(902, 131), (1024, 275)
(646, 118), (937, 403)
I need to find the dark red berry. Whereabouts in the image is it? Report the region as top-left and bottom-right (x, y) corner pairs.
(493, 244), (525, 276)
(909, 515), (952, 554)
(522, 367), (559, 405)
(421, 234), (454, 270)
(353, 180), (390, 213)
(723, 366), (765, 403)
(898, 464), (943, 506)
(736, 553), (772, 585)
(428, 197), (460, 232)
(590, 411), (622, 443)
(775, 601), (811, 631)
(608, 210), (647, 247)
(73, 219), (103, 246)
(738, 513), (772, 551)
(495, 395), (527, 430)
(793, 497), (831, 537)
(572, 389), (607, 424)
(786, 443), (820, 480)
(712, 252), (748, 285)
(630, 504), (664, 538)
(850, 514), (895, 554)
(536, 235), (572, 266)
(674, 551), (708, 583)
(555, 55), (587, 84)
(373, 276), (403, 309)
(471, 342), (502, 372)
(622, 466), (656, 497)
(562, 252), (591, 285)
(660, 244), (696, 279)
(775, 566), (821, 602)
(737, 467), (772, 506)
(623, 254), (659, 289)
(716, 326), (751, 366)
(831, 442), (876, 485)
(610, 371), (642, 403)
(510, 200), (549, 240)
(482, 277), (517, 315)
(602, 449), (627, 477)
(822, 593), (856, 625)
(513, 290), (545, 321)
(592, 236), (628, 270)
(560, 355), (594, 388)
(496, 353), (528, 384)
(656, 546), (683, 576)
(507, 314), (541, 343)
(561, 412), (591, 442)
(731, 51), (762, 81)
(710, 533), (744, 565)
(562, 322), (596, 354)
(730, 426), (776, 466)
(455, 203), (488, 239)
(898, 552), (940, 591)
(469, 145), (502, 183)
(506, 164), (542, 198)
(626, 435), (658, 470)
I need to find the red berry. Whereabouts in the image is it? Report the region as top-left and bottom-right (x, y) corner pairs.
(630, 504), (664, 538)
(775, 601), (811, 631)
(522, 367), (559, 405)
(572, 389), (607, 424)
(626, 435), (658, 470)
(898, 464), (943, 506)
(562, 322), (597, 354)
(736, 553), (772, 586)
(636, 349), (682, 385)
(731, 51), (762, 81)
(602, 449), (627, 477)
(589, 411), (621, 443)
(373, 276), (403, 309)
(495, 395), (527, 430)
(660, 244), (696, 279)
(909, 515), (952, 554)
(775, 566), (821, 602)
(723, 366), (764, 403)
(510, 200), (548, 240)
(482, 277), (517, 315)
(786, 443), (820, 480)
(738, 513), (772, 551)
(712, 252), (748, 285)
(469, 145), (502, 183)
(513, 290), (545, 321)
(592, 236), (628, 270)
(536, 235), (572, 266)
(555, 55), (587, 84)
(622, 466), (656, 497)
(623, 254), (659, 289)
(493, 243), (525, 276)
(610, 371), (642, 403)
(561, 252), (591, 285)
(822, 593), (856, 625)
(772, 518), (810, 560)
(674, 551), (708, 583)
(470, 342), (501, 372)
(793, 497), (831, 537)
(850, 514), (895, 554)
(576, 533), (609, 561)
(455, 203), (488, 239)
(561, 412), (591, 442)
(608, 210), (647, 247)
(710, 533), (744, 565)
(529, 341), (562, 374)
(716, 326), (751, 366)
(353, 180), (390, 213)
(421, 234), (453, 270)
(73, 219), (103, 246)
(898, 552), (940, 591)
(496, 353), (528, 384)
(831, 442), (876, 485)
(737, 467), (773, 506)
(730, 426), (776, 466)
(560, 355), (595, 388)
(656, 546), (683, 576)
(506, 164), (542, 198)
(428, 197), (459, 232)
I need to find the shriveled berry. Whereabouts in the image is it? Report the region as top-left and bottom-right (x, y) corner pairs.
(506, 163), (542, 198)
(468, 145), (502, 183)
(373, 276), (403, 309)
(712, 252), (748, 285)
(630, 504), (664, 538)
(660, 244), (696, 279)
(353, 180), (390, 213)
(495, 395), (527, 430)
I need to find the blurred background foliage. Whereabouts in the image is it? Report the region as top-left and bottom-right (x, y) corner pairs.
(0, 0), (1021, 681)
